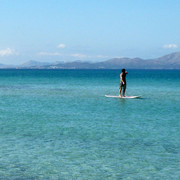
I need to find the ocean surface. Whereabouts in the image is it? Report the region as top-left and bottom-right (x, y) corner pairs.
(0, 69), (179, 180)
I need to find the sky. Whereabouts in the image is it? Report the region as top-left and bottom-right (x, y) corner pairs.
(0, 0), (180, 64)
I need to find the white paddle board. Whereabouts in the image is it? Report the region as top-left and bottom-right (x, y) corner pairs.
(105, 95), (140, 99)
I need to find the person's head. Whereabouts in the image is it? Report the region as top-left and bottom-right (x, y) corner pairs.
(122, 69), (126, 73)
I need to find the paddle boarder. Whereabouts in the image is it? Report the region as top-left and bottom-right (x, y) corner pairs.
(119, 69), (128, 97)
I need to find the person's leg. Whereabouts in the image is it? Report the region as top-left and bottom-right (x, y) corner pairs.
(119, 87), (122, 97)
(123, 84), (126, 96)
(119, 82), (123, 96)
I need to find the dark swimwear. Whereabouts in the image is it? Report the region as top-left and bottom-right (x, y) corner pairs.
(119, 72), (127, 89)
(120, 81), (126, 89)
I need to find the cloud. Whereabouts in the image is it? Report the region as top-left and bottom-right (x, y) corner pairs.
(38, 52), (62, 56)
(97, 55), (109, 58)
(57, 44), (66, 48)
(163, 44), (178, 49)
(71, 53), (87, 58)
(0, 48), (18, 56)
(71, 54), (109, 59)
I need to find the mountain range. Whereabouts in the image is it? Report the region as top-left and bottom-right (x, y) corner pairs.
(1, 51), (180, 69)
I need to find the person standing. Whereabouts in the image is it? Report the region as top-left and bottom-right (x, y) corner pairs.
(119, 69), (128, 97)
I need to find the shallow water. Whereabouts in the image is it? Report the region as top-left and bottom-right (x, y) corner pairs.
(0, 69), (179, 179)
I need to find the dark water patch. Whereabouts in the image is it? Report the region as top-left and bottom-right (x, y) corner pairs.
(163, 143), (179, 154)
(0, 85), (32, 90)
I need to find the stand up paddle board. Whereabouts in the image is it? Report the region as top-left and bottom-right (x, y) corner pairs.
(105, 95), (140, 99)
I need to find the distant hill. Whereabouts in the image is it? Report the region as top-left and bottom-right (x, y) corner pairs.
(0, 51), (180, 69)
(94, 52), (180, 69)
(95, 58), (144, 69)
(45, 51), (180, 69)
(20, 60), (51, 67)
(0, 63), (15, 68)
(151, 51), (180, 69)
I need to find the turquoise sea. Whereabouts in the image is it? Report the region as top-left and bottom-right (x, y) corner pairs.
(0, 69), (179, 179)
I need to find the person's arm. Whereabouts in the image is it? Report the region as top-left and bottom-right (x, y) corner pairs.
(126, 71), (128, 74)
